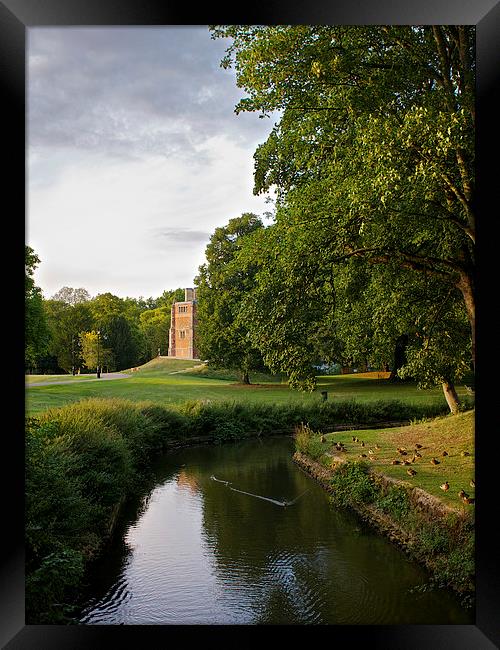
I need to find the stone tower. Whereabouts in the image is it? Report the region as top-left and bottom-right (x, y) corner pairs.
(168, 288), (199, 359)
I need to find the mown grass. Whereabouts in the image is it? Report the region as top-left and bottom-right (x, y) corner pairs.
(26, 358), (474, 415)
(25, 374), (102, 383)
(305, 410), (475, 509)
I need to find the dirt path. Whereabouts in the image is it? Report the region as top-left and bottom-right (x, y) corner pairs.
(26, 372), (132, 387)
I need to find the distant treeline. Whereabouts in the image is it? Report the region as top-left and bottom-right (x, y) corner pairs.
(25, 249), (184, 374)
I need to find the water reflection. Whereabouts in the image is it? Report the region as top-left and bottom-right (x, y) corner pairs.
(78, 437), (473, 625)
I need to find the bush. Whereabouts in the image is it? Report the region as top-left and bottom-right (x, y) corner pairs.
(329, 461), (377, 507)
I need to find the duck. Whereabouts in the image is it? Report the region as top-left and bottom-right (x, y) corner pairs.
(470, 479), (475, 488)
(391, 459), (400, 465)
(360, 441), (365, 447)
(463, 496), (475, 505)
(368, 449), (375, 455)
(398, 449), (408, 456)
(402, 460), (411, 465)
(410, 455), (417, 463)
(375, 444), (381, 450)
(458, 489), (467, 499)
(407, 468), (417, 476)
(440, 482), (449, 492)
(442, 451), (449, 457)
(359, 453), (367, 458)
(352, 436), (356, 442)
(430, 458), (440, 465)
(414, 443), (423, 449)
(461, 451), (470, 457)
(414, 451), (422, 458)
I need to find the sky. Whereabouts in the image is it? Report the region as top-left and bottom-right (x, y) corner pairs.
(27, 26), (277, 300)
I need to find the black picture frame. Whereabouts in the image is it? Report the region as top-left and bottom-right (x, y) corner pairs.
(4, 1), (499, 647)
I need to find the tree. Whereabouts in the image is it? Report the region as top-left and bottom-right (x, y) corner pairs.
(195, 213), (267, 383)
(98, 314), (140, 371)
(211, 25), (474, 405)
(44, 300), (93, 373)
(79, 331), (113, 372)
(139, 306), (171, 359)
(25, 247), (51, 370)
(51, 287), (91, 305)
(88, 293), (147, 367)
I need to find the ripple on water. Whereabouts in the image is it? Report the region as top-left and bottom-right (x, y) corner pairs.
(77, 438), (472, 625)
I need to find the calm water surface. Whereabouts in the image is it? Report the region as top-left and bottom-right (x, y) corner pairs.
(78, 437), (473, 625)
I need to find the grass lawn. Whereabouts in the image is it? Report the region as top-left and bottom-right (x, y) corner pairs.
(26, 357), (474, 416)
(319, 410), (475, 510)
(25, 374), (105, 384)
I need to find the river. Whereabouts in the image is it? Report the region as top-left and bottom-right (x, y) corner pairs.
(78, 436), (473, 625)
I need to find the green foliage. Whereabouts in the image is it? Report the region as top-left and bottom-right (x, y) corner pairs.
(139, 305), (171, 359)
(44, 299), (93, 372)
(26, 549), (85, 623)
(195, 213), (268, 382)
(25, 247), (51, 369)
(328, 461), (377, 507)
(210, 25), (475, 403)
(377, 484), (411, 521)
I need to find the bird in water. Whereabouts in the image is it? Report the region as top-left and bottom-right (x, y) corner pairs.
(440, 482), (449, 492)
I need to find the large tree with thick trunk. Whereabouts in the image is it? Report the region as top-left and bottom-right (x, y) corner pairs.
(211, 25), (474, 408)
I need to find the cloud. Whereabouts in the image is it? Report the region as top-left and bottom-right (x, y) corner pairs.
(27, 27), (277, 298)
(153, 227), (210, 246)
(28, 27), (276, 161)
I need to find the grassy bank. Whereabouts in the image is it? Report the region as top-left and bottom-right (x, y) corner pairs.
(26, 395), (466, 623)
(25, 357), (475, 415)
(293, 411), (475, 600)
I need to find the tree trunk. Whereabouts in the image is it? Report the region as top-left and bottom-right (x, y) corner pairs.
(389, 334), (409, 381)
(456, 271), (475, 371)
(241, 370), (250, 384)
(442, 380), (461, 414)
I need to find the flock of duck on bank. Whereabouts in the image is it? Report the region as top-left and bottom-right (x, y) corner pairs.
(318, 433), (475, 507)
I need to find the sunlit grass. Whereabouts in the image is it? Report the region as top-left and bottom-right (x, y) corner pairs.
(26, 357), (474, 416)
(318, 410), (475, 510)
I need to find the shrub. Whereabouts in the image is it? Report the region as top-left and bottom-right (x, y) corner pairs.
(329, 461), (377, 507)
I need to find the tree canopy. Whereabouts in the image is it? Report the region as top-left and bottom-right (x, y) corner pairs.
(25, 247), (51, 369)
(208, 25), (474, 409)
(195, 213), (268, 383)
